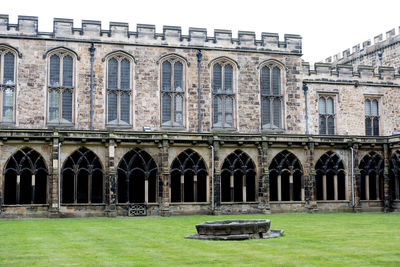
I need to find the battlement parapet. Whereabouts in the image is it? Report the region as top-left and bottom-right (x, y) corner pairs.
(0, 15), (302, 54)
(324, 27), (400, 65)
(302, 62), (399, 82)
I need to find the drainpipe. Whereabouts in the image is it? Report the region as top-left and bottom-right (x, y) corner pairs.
(89, 43), (96, 130)
(58, 141), (61, 209)
(350, 147), (355, 207)
(196, 49), (202, 133)
(210, 145), (215, 213)
(302, 83), (309, 135)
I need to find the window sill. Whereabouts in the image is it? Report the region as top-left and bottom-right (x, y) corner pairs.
(262, 128), (284, 134)
(106, 124), (132, 129)
(160, 126), (186, 131)
(0, 122), (15, 128)
(47, 123), (74, 128)
(212, 127), (237, 133)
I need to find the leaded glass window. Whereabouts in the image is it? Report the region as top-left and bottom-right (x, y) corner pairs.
(161, 59), (185, 127)
(48, 51), (75, 124)
(319, 96), (335, 135)
(0, 48), (16, 123)
(107, 55), (132, 125)
(365, 98), (380, 136)
(261, 64), (283, 129)
(212, 61), (235, 128)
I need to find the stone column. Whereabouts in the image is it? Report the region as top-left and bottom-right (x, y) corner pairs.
(31, 174), (35, 204)
(301, 175), (305, 201)
(213, 140), (221, 207)
(160, 136), (170, 216)
(243, 174), (247, 203)
(230, 173), (234, 202)
(16, 174), (20, 204)
(277, 174), (282, 201)
(365, 174), (370, 200)
(333, 174), (338, 201)
(145, 179), (149, 204)
(49, 134), (60, 216)
(106, 138), (117, 217)
(305, 141), (317, 212)
(88, 173), (92, 204)
(74, 170), (78, 204)
(193, 174), (198, 202)
(180, 174), (185, 202)
(383, 144), (391, 212)
(258, 140), (270, 213)
(125, 174), (130, 203)
(376, 174), (380, 201)
(355, 168), (361, 207)
(322, 175), (327, 201)
(289, 174), (293, 201)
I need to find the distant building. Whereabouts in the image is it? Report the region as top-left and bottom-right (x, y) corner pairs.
(0, 15), (399, 217)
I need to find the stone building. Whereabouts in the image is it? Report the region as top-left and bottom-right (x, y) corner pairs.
(0, 15), (399, 217)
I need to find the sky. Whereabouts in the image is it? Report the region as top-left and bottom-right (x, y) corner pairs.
(1, 0), (400, 64)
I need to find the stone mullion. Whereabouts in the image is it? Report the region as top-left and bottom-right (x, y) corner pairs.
(383, 144), (391, 212)
(160, 136), (170, 216)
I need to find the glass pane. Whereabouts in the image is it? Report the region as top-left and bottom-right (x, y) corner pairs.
(261, 66), (270, 95)
(2, 88), (13, 122)
(272, 66), (281, 95)
(62, 90), (72, 123)
(162, 61), (171, 91)
(328, 116), (335, 135)
(120, 59), (130, 90)
(373, 117), (379, 136)
(365, 117), (372, 136)
(49, 55), (60, 87)
(120, 93), (130, 124)
(319, 116), (326, 135)
(225, 97), (233, 127)
(3, 52), (15, 85)
(273, 98), (281, 128)
(224, 65), (233, 93)
(327, 97), (334, 114)
(319, 97), (326, 114)
(108, 58), (118, 89)
(162, 93), (171, 125)
(63, 55), (73, 87)
(372, 99), (378, 116)
(213, 64), (222, 93)
(213, 96), (222, 127)
(108, 92), (117, 123)
(261, 98), (270, 128)
(49, 90), (59, 122)
(365, 99), (371, 116)
(174, 94), (183, 125)
(174, 62), (183, 92)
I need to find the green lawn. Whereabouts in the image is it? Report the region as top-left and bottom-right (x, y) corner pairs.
(0, 213), (399, 266)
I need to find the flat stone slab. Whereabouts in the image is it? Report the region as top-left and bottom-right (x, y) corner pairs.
(185, 229), (284, 240)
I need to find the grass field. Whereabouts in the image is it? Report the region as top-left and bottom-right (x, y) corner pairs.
(0, 213), (399, 266)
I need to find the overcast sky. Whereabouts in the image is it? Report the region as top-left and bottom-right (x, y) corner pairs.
(2, 0), (400, 64)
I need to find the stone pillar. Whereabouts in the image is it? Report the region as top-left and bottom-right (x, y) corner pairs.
(106, 138), (117, 217)
(230, 173), (234, 202)
(277, 174), (282, 201)
(160, 136), (170, 216)
(193, 174), (197, 202)
(333, 174), (338, 201)
(213, 140), (221, 207)
(355, 168), (361, 208)
(243, 174), (247, 203)
(73, 170), (78, 204)
(31, 174), (35, 204)
(289, 174), (293, 201)
(180, 174), (185, 202)
(257, 140), (270, 213)
(88, 173), (92, 204)
(301, 175), (305, 201)
(376, 174), (380, 201)
(48, 134), (60, 217)
(383, 144), (391, 212)
(365, 175), (370, 200)
(305, 141), (317, 212)
(322, 175), (327, 201)
(16, 174), (20, 204)
(145, 179), (149, 204)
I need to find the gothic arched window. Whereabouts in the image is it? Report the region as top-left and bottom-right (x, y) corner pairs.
(261, 62), (283, 129)
(47, 50), (75, 124)
(389, 150), (400, 201)
(319, 96), (335, 135)
(212, 60), (235, 128)
(107, 54), (133, 125)
(359, 152), (383, 200)
(0, 47), (17, 123)
(365, 98), (379, 136)
(61, 147), (103, 204)
(161, 57), (185, 127)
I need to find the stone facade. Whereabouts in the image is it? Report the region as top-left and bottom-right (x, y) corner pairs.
(0, 15), (399, 218)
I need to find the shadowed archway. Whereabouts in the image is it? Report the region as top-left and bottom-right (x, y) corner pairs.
(359, 152), (383, 201)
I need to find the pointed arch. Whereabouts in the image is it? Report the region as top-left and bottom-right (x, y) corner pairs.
(208, 56), (240, 69)
(43, 46), (80, 60)
(61, 147), (104, 204)
(117, 148), (158, 204)
(170, 149), (208, 203)
(102, 50), (137, 63)
(389, 150), (400, 201)
(220, 150), (256, 202)
(359, 152), (383, 201)
(156, 53), (190, 67)
(3, 147), (48, 205)
(0, 43), (23, 58)
(269, 150), (303, 201)
(315, 151), (346, 201)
